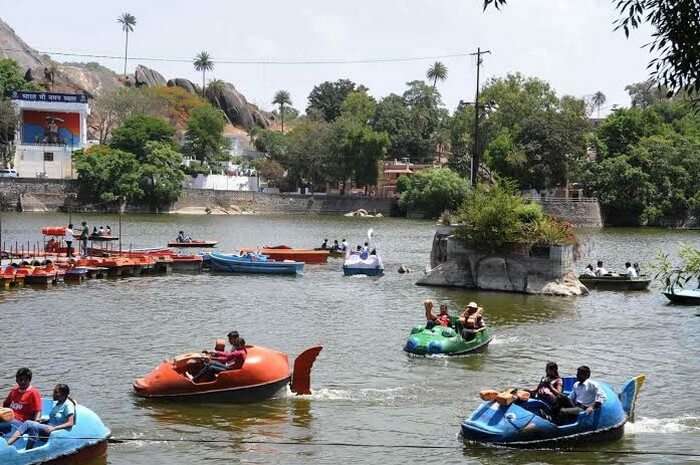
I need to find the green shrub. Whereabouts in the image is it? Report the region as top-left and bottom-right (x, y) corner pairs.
(397, 168), (469, 218)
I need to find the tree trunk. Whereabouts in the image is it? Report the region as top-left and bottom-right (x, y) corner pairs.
(123, 31), (129, 76)
(202, 70), (206, 97)
(280, 103), (285, 133)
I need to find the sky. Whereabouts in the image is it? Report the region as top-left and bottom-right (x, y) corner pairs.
(0, 0), (654, 116)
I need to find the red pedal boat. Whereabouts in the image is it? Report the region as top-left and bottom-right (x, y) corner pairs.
(133, 344), (322, 402)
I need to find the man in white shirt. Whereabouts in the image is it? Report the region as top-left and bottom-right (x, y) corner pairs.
(625, 262), (638, 278)
(594, 261), (608, 277)
(562, 366), (607, 416)
(64, 224), (74, 258)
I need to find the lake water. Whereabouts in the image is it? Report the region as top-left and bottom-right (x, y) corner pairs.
(1, 213), (699, 465)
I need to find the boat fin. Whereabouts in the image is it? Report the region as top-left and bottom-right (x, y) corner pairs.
(290, 345), (323, 395)
(618, 374), (645, 422)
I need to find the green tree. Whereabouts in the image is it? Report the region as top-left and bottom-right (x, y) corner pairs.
(73, 145), (143, 206)
(284, 120), (335, 189)
(182, 105), (229, 167)
(253, 158), (285, 187)
(397, 168), (469, 218)
(193, 51), (214, 96)
(117, 12), (136, 77)
(272, 90), (292, 133)
(591, 91), (606, 118)
(110, 114), (175, 161)
(0, 59), (39, 95)
(306, 79), (365, 122)
(426, 61), (448, 89)
(140, 141), (184, 208)
(253, 129), (288, 160)
(0, 99), (18, 168)
(448, 102), (475, 176)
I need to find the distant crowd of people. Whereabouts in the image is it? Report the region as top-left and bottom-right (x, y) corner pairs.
(44, 221), (113, 258)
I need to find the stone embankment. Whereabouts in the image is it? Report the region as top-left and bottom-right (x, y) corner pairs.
(416, 225), (588, 296)
(0, 178), (395, 216)
(534, 198), (603, 228)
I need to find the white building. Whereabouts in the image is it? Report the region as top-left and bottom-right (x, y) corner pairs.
(11, 91), (90, 179)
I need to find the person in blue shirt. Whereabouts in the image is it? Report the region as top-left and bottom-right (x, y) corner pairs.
(6, 384), (75, 446)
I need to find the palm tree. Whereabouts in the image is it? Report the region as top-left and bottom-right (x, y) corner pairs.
(272, 90), (292, 133)
(592, 91), (606, 118)
(426, 61), (448, 89)
(193, 51), (214, 97)
(117, 13), (136, 77)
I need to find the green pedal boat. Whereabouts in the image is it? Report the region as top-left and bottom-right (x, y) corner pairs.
(403, 320), (493, 356)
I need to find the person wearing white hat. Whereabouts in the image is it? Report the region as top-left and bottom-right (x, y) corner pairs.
(459, 302), (485, 340)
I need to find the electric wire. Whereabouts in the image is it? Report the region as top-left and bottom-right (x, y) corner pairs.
(0, 47), (474, 65)
(16, 435), (700, 457)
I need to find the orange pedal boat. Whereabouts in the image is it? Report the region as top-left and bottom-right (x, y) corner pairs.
(133, 344), (322, 402)
(239, 245), (329, 264)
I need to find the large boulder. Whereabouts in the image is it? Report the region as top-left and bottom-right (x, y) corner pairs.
(167, 78), (198, 95)
(53, 62), (122, 97)
(206, 82), (271, 130)
(134, 65), (166, 88)
(0, 18), (49, 70)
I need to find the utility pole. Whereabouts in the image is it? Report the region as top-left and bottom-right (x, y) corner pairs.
(470, 47), (491, 187)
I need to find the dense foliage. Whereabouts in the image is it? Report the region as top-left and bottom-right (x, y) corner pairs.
(0, 59), (41, 168)
(182, 105), (229, 167)
(306, 79), (365, 122)
(654, 244), (700, 291)
(455, 183), (575, 250)
(396, 168), (469, 218)
(110, 114), (175, 160)
(585, 98), (700, 225)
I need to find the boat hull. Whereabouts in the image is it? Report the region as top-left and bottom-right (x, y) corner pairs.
(209, 253), (303, 275)
(663, 289), (700, 305)
(133, 345), (294, 402)
(240, 247), (328, 264)
(404, 325), (492, 356)
(460, 378), (634, 448)
(579, 276), (651, 290)
(168, 241), (218, 248)
(343, 266), (384, 276)
(0, 400), (110, 465)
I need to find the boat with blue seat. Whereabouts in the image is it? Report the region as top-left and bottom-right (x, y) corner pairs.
(209, 252), (304, 275)
(460, 375), (644, 447)
(0, 399), (110, 465)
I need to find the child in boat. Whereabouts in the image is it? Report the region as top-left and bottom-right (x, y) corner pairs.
(424, 300), (451, 329)
(192, 338), (247, 382)
(1, 368), (42, 436)
(6, 384), (75, 446)
(582, 264), (595, 277)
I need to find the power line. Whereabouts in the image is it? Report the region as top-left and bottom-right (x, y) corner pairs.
(22, 435), (700, 457)
(0, 47), (476, 66)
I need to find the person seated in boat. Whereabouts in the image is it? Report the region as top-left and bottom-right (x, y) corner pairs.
(582, 264), (595, 277)
(633, 262), (641, 276)
(560, 366), (607, 418)
(98, 225), (105, 236)
(203, 331), (240, 356)
(530, 362), (564, 408)
(341, 239), (348, 252)
(320, 239), (329, 250)
(459, 302), (484, 341)
(595, 261), (608, 277)
(176, 231), (192, 243)
(92, 226), (98, 236)
(192, 338), (247, 382)
(332, 240), (340, 251)
(45, 238), (59, 253)
(362, 242), (370, 253)
(352, 245), (362, 256)
(106, 225), (112, 236)
(625, 262), (638, 278)
(6, 384), (75, 447)
(1, 368), (42, 436)
(425, 300), (451, 329)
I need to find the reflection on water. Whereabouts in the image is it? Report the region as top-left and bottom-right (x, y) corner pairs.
(0, 214), (698, 464)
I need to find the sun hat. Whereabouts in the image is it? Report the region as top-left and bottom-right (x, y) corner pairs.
(467, 302), (478, 309)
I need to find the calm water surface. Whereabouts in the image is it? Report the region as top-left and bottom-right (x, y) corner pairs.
(1, 213), (699, 465)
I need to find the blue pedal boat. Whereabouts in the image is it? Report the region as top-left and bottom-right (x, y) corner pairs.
(0, 399), (110, 465)
(209, 252), (304, 275)
(460, 375), (644, 448)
